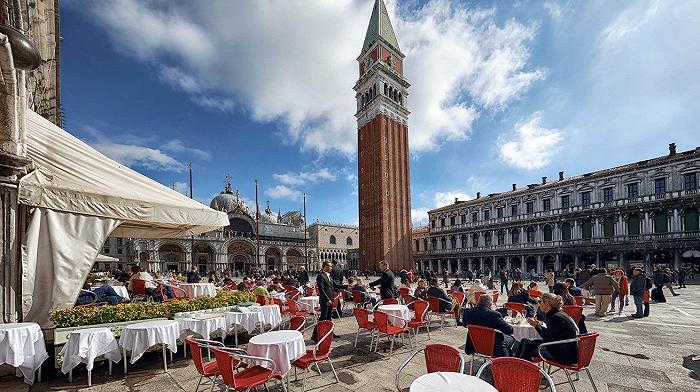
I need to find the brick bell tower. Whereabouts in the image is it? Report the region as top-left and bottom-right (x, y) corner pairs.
(355, 0), (413, 272)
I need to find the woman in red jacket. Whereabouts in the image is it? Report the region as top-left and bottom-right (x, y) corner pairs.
(610, 269), (629, 314)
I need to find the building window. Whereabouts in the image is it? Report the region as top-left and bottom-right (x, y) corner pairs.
(627, 214), (640, 235)
(103, 247), (110, 254)
(603, 216), (615, 237)
(654, 211), (668, 233)
(654, 178), (666, 194)
(684, 172), (697, 190)
(117, 238), (123, 245)
(460, 214), (466, 224)
(423, 238), (428, 250)
(581, 220), (592, 239)
(440, 218), (446, 227)
(431, 220), (436, 228)
(450, 236), (457, 248)
(603, 187), (613, 202)
(543, 225), (553, 241)
(460, 234), (467, 248)
(117, 248), (123, 254)
(561, 222), (572, 241)
(511, 205), (518, 216)
(526, 227), (535, 243)
(526, 202), (533, 214)
(431, 238), (437, 250)
(346, 237), (353, 246)
(484, 210), (490, 220)
(497, 207), (503, 218)
(329, 235), (336, 244)
(440, 236), (447, 249)
(543, 199), (551, 211)
(472, 233), (479, 247)
(684, 208), (699, 231)
(415, 240), (419, 251)
(511, 229), (520, 244)
(450, 216), (456, 226)
(581, 191), (591, 206)
(484, 232), (492, 246)
(472, 212), (478, 222)
(561, 195), (570, 209)
(497, 230), (505, 245)
(627, 183), (638, 199)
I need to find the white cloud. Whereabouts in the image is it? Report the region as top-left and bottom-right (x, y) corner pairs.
(497, 112), (563, 170)
(411, 207), (430, 226)
(172, 181), (189, 195)
(265, 185), (302, 201)
(412, 189), (472, 226)
(543, 1), (573, 20)
(80, 0), (543, 156)
(600, 1), (660, 48)
(433, 191), (471, 207)
(272, 168), (337, 186)
(162, 139), (211, 160)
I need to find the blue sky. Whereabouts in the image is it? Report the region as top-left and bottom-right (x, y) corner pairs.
(60, 0), (699, 226)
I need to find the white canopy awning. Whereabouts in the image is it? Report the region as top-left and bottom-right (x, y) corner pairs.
(18, 110), (229, 326)
(18, 110), (229, 237)
(95, 254), (119, 262)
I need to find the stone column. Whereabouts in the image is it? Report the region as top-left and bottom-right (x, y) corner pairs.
(673, 249), (680, 269)
(574, 253), (581, 269)
(521, 258), (526, 274)
(595, 252), (601, 267)
(555, 254), (561, 270)
(457, 260), (462, 275)
(537, 255), (543, 274)
(644, 253), (652, 275)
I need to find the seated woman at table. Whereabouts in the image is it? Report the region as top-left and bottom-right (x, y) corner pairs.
(253, 282), (270, 297)
(463, 294), (515, 356)
(450, 278), (464, 293)
(506, 282), (538, 317)
(467, 279), (488, 305)
(527, 282), (544, 298)
(413, 279), (428, 300)
(427, 278), (461, 325)
(128, 265), (162, 302)
(154, 272), (175, 299)
(515, 293), (579, 365)
(352, 278), (377, 306)
(552, 282), (587, 334)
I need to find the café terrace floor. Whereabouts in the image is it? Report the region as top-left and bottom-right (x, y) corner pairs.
(4, 281), (700, 392)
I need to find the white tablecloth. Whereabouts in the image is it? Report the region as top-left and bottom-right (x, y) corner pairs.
(179, 283), (217, 298)
(225, 308), (264, 333)
(119, 320), (179, 363)
(410, 372), (497, 392)
(298, 296), (320, 314)
(271, 291), (287, 301)
(249, 305), (282, 328)
(178, 315), (227, 340)
(509, 321), (541, 342)
(378, 304), (410, 327)
(60, 328), (121, 373)
(247, 330), (306, 375)
(91, 285), (130, 301)
(0, 323), (48, 384)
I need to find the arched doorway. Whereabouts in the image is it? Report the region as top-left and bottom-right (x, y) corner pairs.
(471, 258), (480, 271)
(158, 243), (185, 272)
(602, 251), (618, 270)
(543, 255), (556, 272)
(497, 257), (507, 269)
(286, 248), (303, 270)
(581, 253), (595, 267)
(450, 259), (458, 274)
(626, 251), (645, 274)
(652, 250), (672, 270)
(194, 243), (215, 274)
(265, 248), (282, 271)
(227, 241), (254, 271)
(509, 256), (521, 271)
(560, 254), (574, 275)
(525, 256), (537, 275)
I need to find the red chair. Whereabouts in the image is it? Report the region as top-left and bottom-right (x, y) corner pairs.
(427, 296), (453, 329)
(292, 320), (340, 391)
(465, 324), (502, 374)
(211, 347), (284, 392)
(573, 295), (585, 306)
(160, 283), (186, 303)
(284, 284), (296, 292)
(330, 293), (342, 318)
(352, 307), (377, 348)
(287, 289), (301, 301)
(130, 279), (148, 301)
(492, 292), (500, 305)
(472, 291), (487, 306)
(185, 337), (231, 392)
(476, 357), (555, 392)
(399, 287), (411, 298)
(286, 300), (309, 318)
(351, 290), (372, 308)
(504, 302), (526, 316)
(406, 299), (430, 340)
(538, 333), (600, 392)
(451, 291), (466, 308)
(381, 298), (399, 306)
(288, 316), (306, 332)
(562, 305), (584, 325)
(372, 310), (413, 356)
(305, 286), (314, 297)
(402, 294), (417, 309)
(395, 343), (464, 390)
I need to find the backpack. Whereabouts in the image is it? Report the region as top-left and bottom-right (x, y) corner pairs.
(645, 277), (653, 290)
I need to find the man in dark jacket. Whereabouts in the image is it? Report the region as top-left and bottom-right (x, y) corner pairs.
(463, 294), (515, 357)
(576, 265), (592, 287)
(298, 266), (309, 286)
(427, 278), (460, 324)
(312, 261), (346, 341)
(186, 265), (200, 283)
(499, 267), (509, 294)
(330, 260), (345, 317)
(629, 268), (646, 318)
(369, 261), (396, 299)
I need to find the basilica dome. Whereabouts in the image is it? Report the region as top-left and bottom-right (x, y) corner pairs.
(210, 183), (248, 213)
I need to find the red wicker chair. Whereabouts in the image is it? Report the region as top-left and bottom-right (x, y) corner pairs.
(292, 320), (339, 391)
(372, 310), (412, 356)
(504, 302), (526, 316)
(330, 293), (342, 318)
(573, 295), (585, 306)
(427, 296), (453, 329)
(562, 305), (584, 325)
(452, 291), (466, 308)
(492, 291), (500, 305)
(351, 290), (372, 308)
(472, 291), (487, 306)
(352, 307), (377, 348)
(395, 343), (464, 391)
(130, 279), (148, 302)
(288, 316), (306, 332)
(305, 286), (314, 297)
(406, 299), (430, 340)
(381, 298), (399, 306)
(465, 324), (503, 374)
(537, 333), (600, 392)
(211, 347), (284, 392)
(399, 287), (411, 298)
(160, 283), (186, 303)
(476, 357), (555, 392)
(286, 299), (310, 319)
(185, 337), (238, 392)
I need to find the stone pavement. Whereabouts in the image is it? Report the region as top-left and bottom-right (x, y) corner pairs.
(3, 281), (699, 392)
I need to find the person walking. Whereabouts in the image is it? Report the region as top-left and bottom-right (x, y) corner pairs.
(678, 267), (687, 288)
(311, 262), (346, 341)
(330, 260), (345, 317)
(580, 268), (619, 317)
(663, 268), (679, 296)
(610, 269), (629, 314)
(369, 261), (396, 300)
(629, 268), (646, 318)
(545, 270), (555, 293)
(499, 267), (510, 294)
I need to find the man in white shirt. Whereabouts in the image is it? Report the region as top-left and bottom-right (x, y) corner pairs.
(128, 265), (162, 301)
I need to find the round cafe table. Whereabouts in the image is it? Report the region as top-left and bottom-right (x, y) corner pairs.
(60, 327), (121, 386)
(225, 308), (264, 346)
(118, 319), (179, 373)
(249, 305), (282, 330)
(298, 296), (320, 314)
(504, 317), (543, 342)
(0, 322), (48, 385)
(410, 372), (497, 392)
(247, 330), (306, 375)
(378, 304), (411, 327)
(178, 283), (217, 298)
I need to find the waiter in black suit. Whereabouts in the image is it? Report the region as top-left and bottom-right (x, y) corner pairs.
(312, 261), (346, 341)
(330, 260), (345, 317)
(369, 261), (396, 300)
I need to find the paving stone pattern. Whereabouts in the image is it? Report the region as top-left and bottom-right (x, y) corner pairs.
(3, 281), (700, 392)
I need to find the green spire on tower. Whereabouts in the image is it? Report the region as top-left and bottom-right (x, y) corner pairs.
(362, 0), (401, 53)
